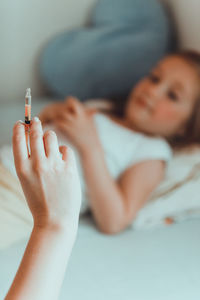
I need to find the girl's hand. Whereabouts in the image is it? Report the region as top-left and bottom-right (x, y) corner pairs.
(62, 96), (98, 117)
(12, 117), (81, 230)
(54, 97), (101, 155)
(38, 102), (64, 125)
(38, 98), (97, 125)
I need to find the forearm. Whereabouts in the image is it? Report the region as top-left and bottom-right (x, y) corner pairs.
(80, 146), (126, 234)
(5, 224), (77, 300)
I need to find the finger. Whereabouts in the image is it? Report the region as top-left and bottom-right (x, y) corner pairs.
(61, 145), (77, 168)
(38, 111), (46, 123)
(64, 96), (79, 104)
(55, 119), (71, 131)
(66, 147), (77, 170)
(59, 145), (77, 172)
(55, 120), (74, 138)
(59, 145), (68, 161)
(43, 130), (60, 158)
(64, 96), (75, 111)
(57, 111), (74, 122)
(38, 106), (54, 124)
(12, 120), (28, 168)
(25, 124), (31, 157)
(65, 97), (83, 115)
(29, 117), (46, 161)
(86, 108), (98, 116)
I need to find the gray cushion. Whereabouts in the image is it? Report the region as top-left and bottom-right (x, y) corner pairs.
(40, 0), (174, 101)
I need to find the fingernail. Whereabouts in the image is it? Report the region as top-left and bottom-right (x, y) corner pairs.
(48, 130), (56, 136)
(33, 116), (40, 122)
(16, 120), (24, 124)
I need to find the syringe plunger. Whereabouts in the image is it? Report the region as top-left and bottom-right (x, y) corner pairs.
(25, 88), (31, 105)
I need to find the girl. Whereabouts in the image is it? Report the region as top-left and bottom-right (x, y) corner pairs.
(38, 50), (200, 234)
(1, 50), (200, 234)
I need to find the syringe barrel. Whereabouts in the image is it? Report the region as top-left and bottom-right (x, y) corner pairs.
(25, 88), (31, 124)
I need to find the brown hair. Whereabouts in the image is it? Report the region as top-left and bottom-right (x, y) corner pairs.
(109, 50), (200, 149)
(167, 50), (200, 149)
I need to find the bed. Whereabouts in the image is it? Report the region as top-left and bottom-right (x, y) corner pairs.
(0, 99), (200, 300)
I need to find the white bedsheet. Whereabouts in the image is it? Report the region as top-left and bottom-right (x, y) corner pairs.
(0, 217), (200, 300)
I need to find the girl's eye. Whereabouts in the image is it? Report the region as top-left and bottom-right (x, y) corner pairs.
(168, 90), (179, 102)
(149, 73), (160, 84)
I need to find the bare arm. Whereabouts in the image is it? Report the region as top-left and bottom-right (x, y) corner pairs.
(80, 146), (165, 234)
(5, 226), (76, 300)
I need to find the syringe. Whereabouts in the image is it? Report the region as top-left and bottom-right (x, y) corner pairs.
(25, 88), (31, 156)
(25, 88), (31, 124)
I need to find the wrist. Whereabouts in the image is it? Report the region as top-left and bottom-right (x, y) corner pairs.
(33, 219), (78, 237)
(79, 141), (103, 160)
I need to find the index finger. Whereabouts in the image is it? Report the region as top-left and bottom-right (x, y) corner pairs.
(65, 97), (83, 115)
(12, 121), (29, 169)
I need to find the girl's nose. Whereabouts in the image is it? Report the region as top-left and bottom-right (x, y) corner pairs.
(145, 84), (162, 107)
(148, 83), (160, 98)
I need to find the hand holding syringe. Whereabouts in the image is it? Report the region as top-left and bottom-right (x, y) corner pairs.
(7, 96), (81, 300)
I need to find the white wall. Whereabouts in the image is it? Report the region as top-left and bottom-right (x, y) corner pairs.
(0, 0), (96, 103)
(163, 0), (200, 49)
(0, 0), (200, 103)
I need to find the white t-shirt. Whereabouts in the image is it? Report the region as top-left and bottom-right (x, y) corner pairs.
(94, 113), (172, 179)
(0, 113), (172, 213)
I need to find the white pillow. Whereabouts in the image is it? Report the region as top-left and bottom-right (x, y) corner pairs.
(134, 145), (200, 229)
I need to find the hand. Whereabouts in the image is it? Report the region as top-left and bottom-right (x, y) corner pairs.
(38, 101), (64, 125)
(12, 117), (81, 230)
(62, 96), (98, 116)
(38, 97), (98, 125)
(54, 97), (101, 155)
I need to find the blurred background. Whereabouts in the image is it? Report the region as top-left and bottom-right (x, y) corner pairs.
(1, 2), (200, 299)
(0, 0), (200, 104)
(0, 0), (95, 103)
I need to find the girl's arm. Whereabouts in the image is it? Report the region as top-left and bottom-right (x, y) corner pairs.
(80, 145), (165, 234)
(5, 118), (81, 300)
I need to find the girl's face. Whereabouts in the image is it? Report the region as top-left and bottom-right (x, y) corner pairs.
(125, 56), (199, 137)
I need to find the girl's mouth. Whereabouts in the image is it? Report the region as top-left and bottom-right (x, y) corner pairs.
(135, 96), (152, 112)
